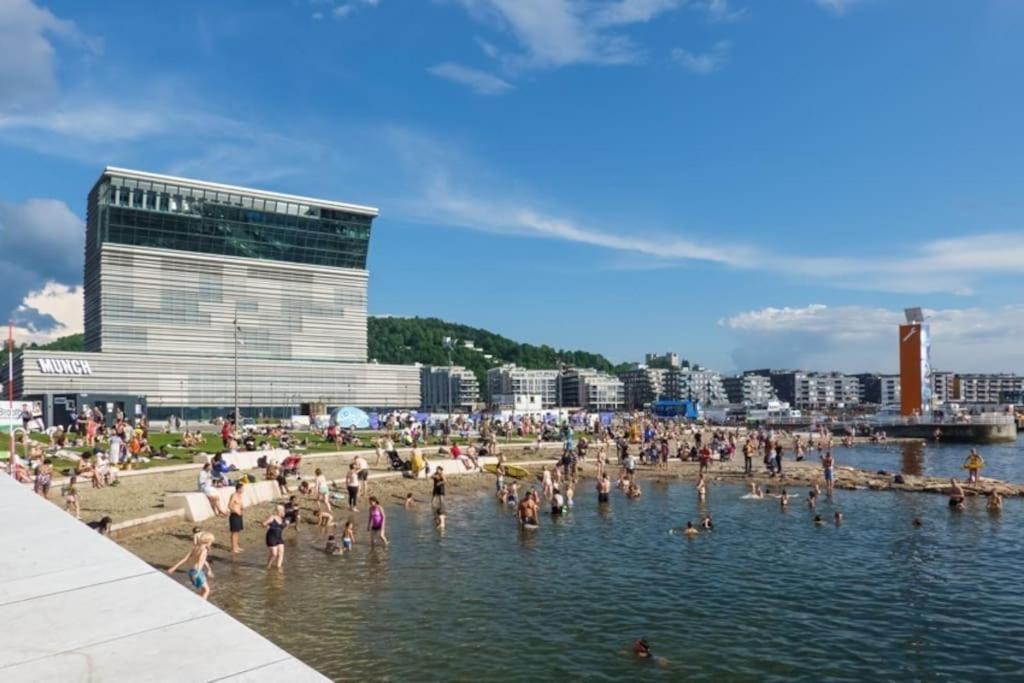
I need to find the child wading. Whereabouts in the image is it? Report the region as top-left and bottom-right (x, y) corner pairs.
(168, 532), (215, 599)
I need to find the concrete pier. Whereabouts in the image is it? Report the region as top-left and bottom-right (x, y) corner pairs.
(0, 474), (328, 682)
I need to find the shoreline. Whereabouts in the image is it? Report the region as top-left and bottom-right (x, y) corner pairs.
(118, 451), (1022, 571)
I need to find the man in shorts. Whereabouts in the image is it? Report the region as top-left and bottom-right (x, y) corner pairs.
(228, 482), (245, 553)
(354, 455), (369, 497)
(821, 451), (835, 495)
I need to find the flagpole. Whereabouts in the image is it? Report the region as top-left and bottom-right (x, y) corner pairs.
(8, 322), (14, 475)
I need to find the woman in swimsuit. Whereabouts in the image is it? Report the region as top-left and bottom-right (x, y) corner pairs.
(262, 504), (286, 569)
(34, 458), (53, 498)
(367, 496), (389, 547)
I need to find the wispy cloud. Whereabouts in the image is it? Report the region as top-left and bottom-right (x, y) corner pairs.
(455, 0), (684, 70)
(427, 62), (513, 95)
(722, 304), (1024, 373)
(330, 0), (380, 20)
(691, 0), (748, 23)
(0, 0), (100, 114)
(814, 0), (869, 16)
(671, 40), (731, 74)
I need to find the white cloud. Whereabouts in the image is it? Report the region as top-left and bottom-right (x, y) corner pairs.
(12, 282), (83, 345)
(0, 0), (98, 113)
(691, 0), (747, 23)
(671, 40), (731, 74)
(814, 0), (869, 16)
(0, 198), (83, 283)
(332, 0), (380, 20)
(723, 304), (1024, 373)
(456, 0), (684, 70)
(427, 62), (513, 95)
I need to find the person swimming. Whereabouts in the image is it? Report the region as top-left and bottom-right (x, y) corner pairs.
(683, 521), (699, 537)
(701, 515), (713, 530)
(834, 511), (843, 526)
(814, 514), (824, 525)
(986, 490), (1003, 512)
(912, 517), (924, 527)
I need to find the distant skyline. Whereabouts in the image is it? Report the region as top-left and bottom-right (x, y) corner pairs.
(1, 0), (1022, 374)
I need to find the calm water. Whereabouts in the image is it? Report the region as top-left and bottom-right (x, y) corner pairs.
(835, 435), (1024, 482)
(208, 462), (1024, 681)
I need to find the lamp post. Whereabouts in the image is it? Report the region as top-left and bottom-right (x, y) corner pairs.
(442, 337), (455, 429)
(233, 315), (241, 425)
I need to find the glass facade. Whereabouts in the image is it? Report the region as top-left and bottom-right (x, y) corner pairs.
(90, 173), (374, 270)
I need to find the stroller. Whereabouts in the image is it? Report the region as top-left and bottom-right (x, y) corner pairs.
(387, 451), (411, 471)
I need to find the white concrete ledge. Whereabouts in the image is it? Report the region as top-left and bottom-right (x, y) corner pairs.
(191, 448), (289, 469)
(0, 473), (326, 682)
(166, 479), (282, 522)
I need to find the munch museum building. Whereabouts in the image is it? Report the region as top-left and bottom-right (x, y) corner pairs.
(13, 167), (420, 423)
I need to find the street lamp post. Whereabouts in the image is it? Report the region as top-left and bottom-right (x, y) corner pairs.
(233, 315), (241, 425)
(442, 337), (455, 429)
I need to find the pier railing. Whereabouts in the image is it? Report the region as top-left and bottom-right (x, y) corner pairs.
(866, 414), (1016, 427)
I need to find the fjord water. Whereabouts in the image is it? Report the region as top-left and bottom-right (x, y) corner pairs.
(835, 436), (1024, 482)
(210, 443), (1024, 682)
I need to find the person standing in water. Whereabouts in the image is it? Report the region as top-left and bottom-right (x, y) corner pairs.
(228, 483), (245, 554)
(820, 451), (835, 496)
(597, 473), (611, 504)
(431, 466), (447, 511)
(962, 448), (984, 485)
(367, 496), (389, 547)
(262, 504), (286, 570)
(695, 474), (707, 503)
(168, 532), (215, 599)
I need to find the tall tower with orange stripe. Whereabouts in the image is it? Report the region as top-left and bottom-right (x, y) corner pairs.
(899, 308), (932, 417)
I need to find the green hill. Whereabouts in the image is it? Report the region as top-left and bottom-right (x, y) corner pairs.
(369, 316), (627, 395)
(21, 322), (624, 397)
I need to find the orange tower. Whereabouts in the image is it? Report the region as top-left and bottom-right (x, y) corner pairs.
(899, 308), (931, 417)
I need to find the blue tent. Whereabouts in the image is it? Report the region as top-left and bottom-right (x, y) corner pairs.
(651, 399), (699, 419)
(331, 406), (370, 429)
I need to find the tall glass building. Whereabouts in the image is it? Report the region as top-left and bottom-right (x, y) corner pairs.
(14, 168), (420, 421)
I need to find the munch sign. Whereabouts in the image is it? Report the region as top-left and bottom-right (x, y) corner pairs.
(37, 358), (94, 375)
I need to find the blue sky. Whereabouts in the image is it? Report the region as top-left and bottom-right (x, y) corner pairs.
(1, 0), (1022, 374)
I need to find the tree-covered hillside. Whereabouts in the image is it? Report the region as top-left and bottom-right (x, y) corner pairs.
(369, 316), (627, 393)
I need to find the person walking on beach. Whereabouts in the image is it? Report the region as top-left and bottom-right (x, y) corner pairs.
(262, 504), (286, 570)
(821, 451), (835, 496)
(354, 455), (369, 498)
(367, 496), (389, 547)
(228, 483), (245, 554)
(168, 532), (215, 599)
(743, 439), (754, 475)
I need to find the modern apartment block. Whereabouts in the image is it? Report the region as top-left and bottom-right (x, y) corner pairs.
(420, 365), (480, 413)
(723, 373), (779, 405)
(618, 366), (668, 410)
(486, 365), (560, 409)
(559, 368), (625, 411)
(752, 370), (862, 410)
(954, 374), (1024, 404)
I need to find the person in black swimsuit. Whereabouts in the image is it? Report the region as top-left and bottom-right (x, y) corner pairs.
(262, 504), (286, 570)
